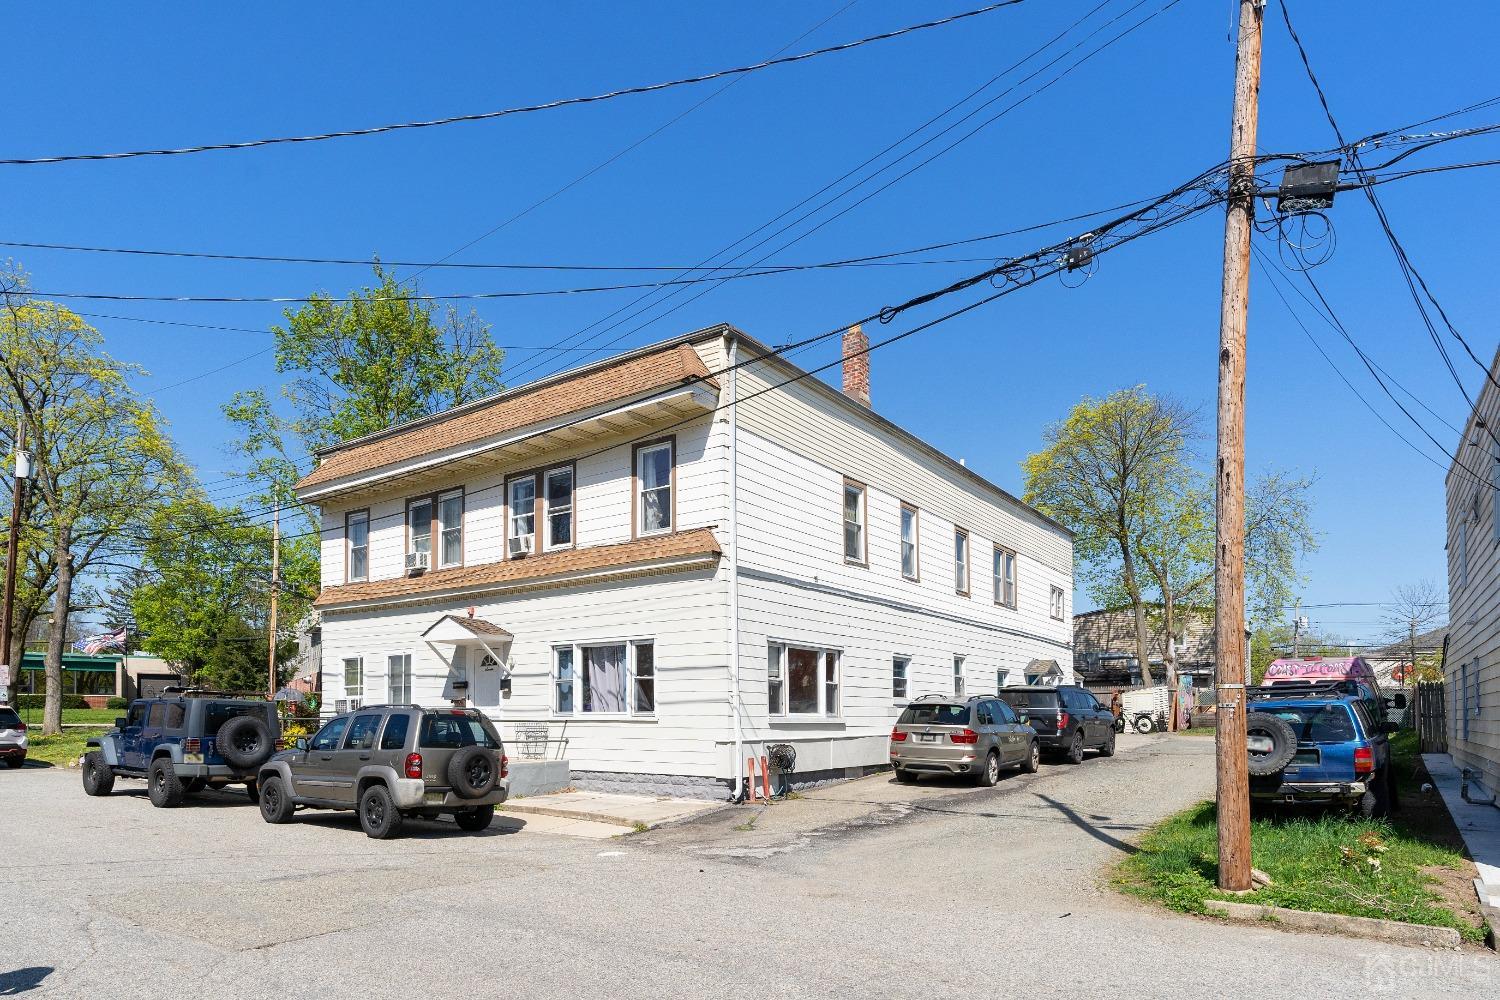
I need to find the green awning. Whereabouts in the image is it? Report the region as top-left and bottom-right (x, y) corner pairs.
(20, 651), (121, 673)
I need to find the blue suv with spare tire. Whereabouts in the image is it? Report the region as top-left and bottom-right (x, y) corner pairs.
(82, 692), (280, 806)
(1244, 681), (1400, 817)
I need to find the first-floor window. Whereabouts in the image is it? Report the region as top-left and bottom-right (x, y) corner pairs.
(388, 653), (411, 704)
(1050, 585), (1066, 620)
(954, 656), (965, 697)
(893, 656), (910, 699)
(769, 642), (840, 717)
(996, 668), (1009, 690)
(554, 641), (655, 715)
(343, 656), (363, 699)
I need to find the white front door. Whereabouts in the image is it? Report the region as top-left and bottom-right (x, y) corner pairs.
(469, 652), (505, 719)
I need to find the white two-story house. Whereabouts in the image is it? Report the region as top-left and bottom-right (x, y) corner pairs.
(297, 323), (1075, 796)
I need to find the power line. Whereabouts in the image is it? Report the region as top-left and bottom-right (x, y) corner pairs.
(498, 0), (1178, 388)
(0, 3), (1027, 166)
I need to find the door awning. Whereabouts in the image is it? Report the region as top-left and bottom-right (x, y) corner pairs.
(421, 614), (513, 645)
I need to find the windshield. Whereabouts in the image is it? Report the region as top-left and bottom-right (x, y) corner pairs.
(898, 704), (970, 726)
(0, 708), (20, 728)
(420, 712), (502, 749)
(1263, 704), (1358, 743)
(996, 690), (1058, 710)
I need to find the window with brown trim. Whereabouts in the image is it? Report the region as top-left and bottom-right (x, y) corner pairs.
(842, 479), (866, 565)
(437, 489), (463, 568)
(899, 503), (919, 581)
(544, 465), (575, 550)
(345, 509), (369, 582)
(506, 473), (538, 557)
(407, 496), (434, 562)
(954, 527), (970, 596)
(634, 438), (675, 537)
(993, 545), (1016, 609)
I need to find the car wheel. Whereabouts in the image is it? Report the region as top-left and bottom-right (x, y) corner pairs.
(259, 776), (295, 824)
(894, 768), (919, 784)
(1245, 712), (1299, 777)
(1360, 768), (1392, 819)
(148, 759), (184, 808)
(977, 750), (1001, 787)
(446, 746), (499, 799)
(455, 805), (496, 832)
(359, 784), (403, 839)
(1021, 740), (1040, 774)
(81, 751), (115, 796)
(4, 756), (24, 769)
(1065, 730), (1085, 765)
(1099, 728), (1117, 758)
(216, 716), (275, 770)
(1134, 715), (1156, 735)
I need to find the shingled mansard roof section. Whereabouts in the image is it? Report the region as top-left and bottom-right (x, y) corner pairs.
(314, 528), (723, 609)
(294, 339), (718, 493)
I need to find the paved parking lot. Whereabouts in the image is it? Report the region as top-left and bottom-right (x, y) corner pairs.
(3, 734), (1494, 998)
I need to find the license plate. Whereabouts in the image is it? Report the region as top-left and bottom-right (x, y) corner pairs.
(919, 733), (939, 743)
(183, 753), (204, 764)
(1246, 735), (1273, 753)
(423, 791), (446, 804)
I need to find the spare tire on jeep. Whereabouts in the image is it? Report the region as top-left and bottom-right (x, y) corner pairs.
(1245, 711), (1299, 776)
(447, 745), (498, 798)
(217, 715), (274, 769)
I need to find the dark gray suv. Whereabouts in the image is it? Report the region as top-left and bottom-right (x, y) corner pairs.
(257, 706), (509, 839)
(889, 695), (1039, 785)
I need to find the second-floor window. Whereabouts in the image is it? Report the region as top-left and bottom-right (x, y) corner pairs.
(545, 466), (574, 549)
(954, 528), (970, 596)
(636, 439), (674, 536)
(954, 655), (965, 696)
(900, 503), (918, 580)
(843, 480), (866, 564)
(508, 476), (537, 554)
(346, 509), (369, 582)
(509, 464), (575, 556)
(993, 546), (1016, 608)
(408, 491), (462, 568)
(1050, 586), (1066, 620)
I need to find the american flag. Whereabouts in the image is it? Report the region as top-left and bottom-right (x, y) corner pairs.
(75, 627), (128, 655)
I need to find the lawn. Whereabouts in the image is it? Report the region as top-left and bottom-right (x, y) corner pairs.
(1115, 730), (1488, 941)
(13, 706), (118, 726)
(22, 729), (94, 768)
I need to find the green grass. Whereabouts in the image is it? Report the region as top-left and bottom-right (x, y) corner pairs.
(13, 706), (119, 726)
(22, 730), (95, 767)
(1115, 729), (1487, 941)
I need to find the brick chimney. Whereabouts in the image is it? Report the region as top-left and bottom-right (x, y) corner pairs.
(842, 324), (871, 407)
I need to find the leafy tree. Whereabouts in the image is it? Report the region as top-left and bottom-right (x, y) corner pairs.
(223, 265), (506, 511)
(1379, 580), (1446, 687)
(1023, 387), (1197, 687)
(0, 269), (185, 734)
(131, 494), (316, 693)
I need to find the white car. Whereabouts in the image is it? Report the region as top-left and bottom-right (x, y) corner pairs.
(0, 706), (28, 768)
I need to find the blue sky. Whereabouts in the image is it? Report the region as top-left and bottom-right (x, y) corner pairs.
(6, 2), (1498, 642)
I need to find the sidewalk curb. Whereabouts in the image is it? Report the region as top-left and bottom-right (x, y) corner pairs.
(1203, 899), (1462, 948)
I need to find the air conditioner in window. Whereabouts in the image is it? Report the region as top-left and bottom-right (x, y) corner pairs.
(508, 535), (534, 558)
(334, 698), (362, 714)
(405, 551), (429, 575)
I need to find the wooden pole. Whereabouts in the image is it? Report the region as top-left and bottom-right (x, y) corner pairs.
(1214, 0), (1264, 894)
(0, 420), (25, 691)
(267, 502), (280, 700)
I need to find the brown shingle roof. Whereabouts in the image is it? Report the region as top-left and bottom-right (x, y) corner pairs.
(314, 528), (721, 608)
(296, 343), (716, 492)
(420, 615), (513, 639)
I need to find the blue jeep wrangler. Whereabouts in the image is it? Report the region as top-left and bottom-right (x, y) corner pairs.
(1245, 681), (1401, 817)
(82, 692), (280, 807)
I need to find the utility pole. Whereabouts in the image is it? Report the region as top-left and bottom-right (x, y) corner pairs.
(1213, 0), (1264, 895)
(1292, 600), (1302, 657)
(267, 502), (280, 700)
(1, 420), (29, 698)
(1406, 618), (1417, 689)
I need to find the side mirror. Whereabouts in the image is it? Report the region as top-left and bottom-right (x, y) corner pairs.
(114, 717), (128, 728)
(1017, 714), (1029, 726)
(1385, 693), (1408, 710)
(294, 737), (310, 752)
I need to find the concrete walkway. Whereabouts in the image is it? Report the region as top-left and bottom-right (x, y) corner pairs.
(501, 789), (723, 835)
(1423, 752), (1500, 920)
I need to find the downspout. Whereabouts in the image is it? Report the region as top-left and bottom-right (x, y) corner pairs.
(728, 334), (743, 802)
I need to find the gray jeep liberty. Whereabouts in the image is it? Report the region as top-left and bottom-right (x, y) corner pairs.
(257, 705), (509, 838)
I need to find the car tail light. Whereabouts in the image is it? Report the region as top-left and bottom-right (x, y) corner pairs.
(404, 752), (423, 779)
(949, 728), (980, 745)
(889, 727), (907, 742)
(14, 721), (25, 732)
(1354, 746), (1374, 775)
(183, 738), (200, 753)
(274, 738), (287, 750)
(500, 754), (509, 779)
(1057, 711), (1070, 731)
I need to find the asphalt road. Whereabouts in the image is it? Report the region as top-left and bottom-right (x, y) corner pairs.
(2, 735), (1493, 998)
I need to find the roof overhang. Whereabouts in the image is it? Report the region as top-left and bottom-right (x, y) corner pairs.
(298, 384), (717, 504)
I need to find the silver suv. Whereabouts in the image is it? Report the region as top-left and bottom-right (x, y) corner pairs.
(257, 706), (509, 839)
(889, 695), (1039, 786)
